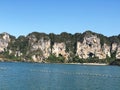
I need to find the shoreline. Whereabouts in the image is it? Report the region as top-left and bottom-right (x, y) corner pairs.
(66, 63), (108, 66)
(82, 63), (108, 66)
(0, 58), (110, 66)
(0, 60), (108, 65)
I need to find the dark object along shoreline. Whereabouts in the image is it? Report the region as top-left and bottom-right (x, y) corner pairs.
(0, 58), (120, 66)
(110, 60), (120, 66)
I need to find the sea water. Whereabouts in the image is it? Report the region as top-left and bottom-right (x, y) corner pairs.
(0, 62), (120, 90)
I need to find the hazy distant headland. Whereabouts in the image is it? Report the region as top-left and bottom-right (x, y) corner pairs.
(0, 31), (120, 65)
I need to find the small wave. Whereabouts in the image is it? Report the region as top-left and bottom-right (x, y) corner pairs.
(0, 67), (7, 70)
(30, 69), (120, 78)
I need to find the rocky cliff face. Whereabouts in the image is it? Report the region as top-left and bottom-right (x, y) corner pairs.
(52, 42), (69, 60)
(0, 33), (10, 52)
(111, 43), (118, 53)
(0, 31), (120, 62)
(116, 45), (120, 59)
(26, 33), (51, 62)
(76, 34), (111, 59)
(111, 43), (120, 59)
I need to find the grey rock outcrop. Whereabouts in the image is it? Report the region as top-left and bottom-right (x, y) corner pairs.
(103, 43), (111, 58)
(52, 42), (69, 60)
(76, 34), (111, 59)
(27, 34), (51, 62)
(111, 43), (118, 53)
(116, 45), (120, 59)
(0, 33), (10, 52)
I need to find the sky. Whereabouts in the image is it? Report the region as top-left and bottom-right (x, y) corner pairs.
(0, 0), (120, 37)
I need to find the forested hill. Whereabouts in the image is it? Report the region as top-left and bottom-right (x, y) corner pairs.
(0, 31), (120, 65)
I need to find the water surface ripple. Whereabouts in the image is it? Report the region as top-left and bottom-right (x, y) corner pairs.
(0, 62), (120, 90)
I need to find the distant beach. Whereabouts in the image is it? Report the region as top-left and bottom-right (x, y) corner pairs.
(82, 63), (108, 65)
(67, 63), (108, 66)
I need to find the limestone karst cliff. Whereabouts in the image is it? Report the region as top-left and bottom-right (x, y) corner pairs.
(0, 33), (10, 52)
(0, 31), (120, 64)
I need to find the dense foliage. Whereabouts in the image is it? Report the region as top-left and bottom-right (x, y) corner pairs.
(0, 31), (120, 65)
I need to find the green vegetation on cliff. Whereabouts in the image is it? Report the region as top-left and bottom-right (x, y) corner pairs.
(0, 31), (120, 65)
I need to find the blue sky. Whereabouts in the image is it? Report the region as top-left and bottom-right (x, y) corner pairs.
(0, 0), (120, 37)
